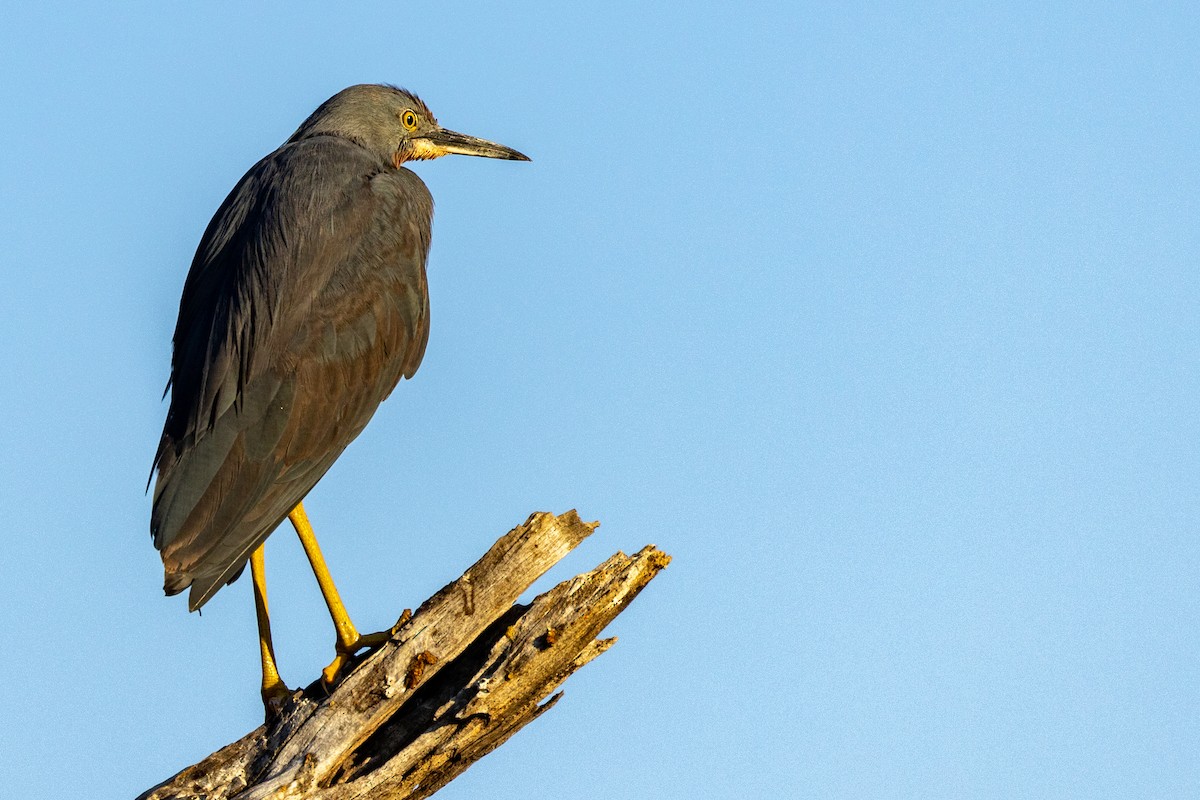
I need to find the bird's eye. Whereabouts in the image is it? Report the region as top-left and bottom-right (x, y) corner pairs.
(402, 111), (418, 130)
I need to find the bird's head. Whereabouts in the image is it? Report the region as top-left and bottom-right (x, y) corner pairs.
(289, 84), (530, 167)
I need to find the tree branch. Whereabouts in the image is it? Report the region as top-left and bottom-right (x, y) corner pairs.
(138, 511), (670, 800)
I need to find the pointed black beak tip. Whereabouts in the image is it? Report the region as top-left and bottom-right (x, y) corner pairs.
(426, 128), (532, 162)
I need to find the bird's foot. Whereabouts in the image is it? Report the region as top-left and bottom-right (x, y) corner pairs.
(261, 680), (292, 722)
(320, 626), (399, 688)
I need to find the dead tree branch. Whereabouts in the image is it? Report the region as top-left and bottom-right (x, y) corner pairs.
(137, 511), (670, 800)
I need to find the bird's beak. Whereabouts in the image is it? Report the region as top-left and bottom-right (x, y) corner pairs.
(415, 128), (531, 161)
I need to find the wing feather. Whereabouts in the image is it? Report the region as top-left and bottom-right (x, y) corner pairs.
(151, 135), (432, 609)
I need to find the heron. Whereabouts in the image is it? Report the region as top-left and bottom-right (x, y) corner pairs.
(150, 84), (529, 710)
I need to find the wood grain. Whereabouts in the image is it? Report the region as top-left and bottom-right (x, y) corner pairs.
(138, 511), (669, 800)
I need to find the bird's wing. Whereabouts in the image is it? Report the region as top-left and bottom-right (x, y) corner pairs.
(151, 136), (432, 610)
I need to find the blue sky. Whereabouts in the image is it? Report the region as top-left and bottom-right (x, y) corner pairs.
(1, 3), (1197, 798)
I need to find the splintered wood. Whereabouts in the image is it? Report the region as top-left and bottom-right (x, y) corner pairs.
(137, 511), (669, 800)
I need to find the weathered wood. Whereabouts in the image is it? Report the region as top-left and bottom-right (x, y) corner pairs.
(138, 511), (669, 800)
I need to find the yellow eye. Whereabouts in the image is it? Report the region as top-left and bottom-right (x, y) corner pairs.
(402, 111), (418, 130)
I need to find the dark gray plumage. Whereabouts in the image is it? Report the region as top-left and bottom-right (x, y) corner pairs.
(151, 84), (528, 611)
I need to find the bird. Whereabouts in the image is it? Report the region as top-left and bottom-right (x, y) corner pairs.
(150, 84), (529, 710)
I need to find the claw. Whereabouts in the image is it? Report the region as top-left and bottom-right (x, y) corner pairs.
(261, 681), (292, 720)
(320, 628), (396, 687)
(321, 653), (351, 688)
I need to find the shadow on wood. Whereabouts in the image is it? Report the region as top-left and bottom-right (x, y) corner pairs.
(138, 510), (670, 800)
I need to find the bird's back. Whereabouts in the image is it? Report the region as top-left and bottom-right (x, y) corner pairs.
(151, 134), (433, 610)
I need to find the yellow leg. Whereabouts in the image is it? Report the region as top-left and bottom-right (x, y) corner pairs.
(251, 543), (291, 714)
(288, 502), (393, 687)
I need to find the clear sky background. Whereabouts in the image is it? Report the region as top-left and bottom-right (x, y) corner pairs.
(1, 3), (1197, 798)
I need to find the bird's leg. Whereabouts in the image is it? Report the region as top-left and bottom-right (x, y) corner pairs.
(251, 543), (291, 716)
(288, 502), (395, 687)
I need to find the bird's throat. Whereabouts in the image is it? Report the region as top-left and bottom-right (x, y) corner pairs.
(393, 139), (443, 167)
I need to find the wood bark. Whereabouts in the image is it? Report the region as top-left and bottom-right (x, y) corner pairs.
(137, 511), (669, 800)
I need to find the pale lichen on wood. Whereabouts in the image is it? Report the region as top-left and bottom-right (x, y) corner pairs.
(137, 511), (669, 800)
